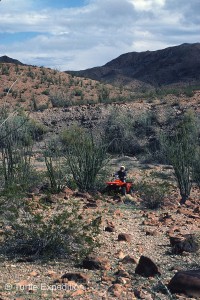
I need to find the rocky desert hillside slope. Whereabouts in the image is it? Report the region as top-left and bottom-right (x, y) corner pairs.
(0, 60), (130, 112)
(0, 50), (200, 300)
(68, 43), (200, 90)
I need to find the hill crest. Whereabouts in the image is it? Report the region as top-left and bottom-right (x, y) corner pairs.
(67, 43), (200, 89)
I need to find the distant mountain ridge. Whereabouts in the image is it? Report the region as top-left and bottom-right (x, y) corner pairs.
(0, 55), (23, 65)
(67, 43), (200, 88)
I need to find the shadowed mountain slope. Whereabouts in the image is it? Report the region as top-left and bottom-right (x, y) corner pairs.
(0, 55), (23, 65)
(67, 43), (200, 88)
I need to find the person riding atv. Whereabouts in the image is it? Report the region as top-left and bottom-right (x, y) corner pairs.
(105, 166), (133, 195)
(115, 165), (127, 182)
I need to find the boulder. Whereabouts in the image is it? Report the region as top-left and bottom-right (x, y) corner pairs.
(61, 272), (89, 283)
(82, 256), (111, 270)
(118, 233), (132, 243)
(170, 234), (199, 254)
(121, 255), (137, 264)
(168, 269), (200, 297)
(135, 256), (161, 277)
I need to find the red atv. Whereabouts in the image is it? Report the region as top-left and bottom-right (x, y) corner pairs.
(105, 178), (134, 195)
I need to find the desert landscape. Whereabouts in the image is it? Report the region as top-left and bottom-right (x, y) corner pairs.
(0, 42), (199, 300)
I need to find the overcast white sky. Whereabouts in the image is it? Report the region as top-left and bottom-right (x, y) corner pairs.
(0, 0), (199, 70)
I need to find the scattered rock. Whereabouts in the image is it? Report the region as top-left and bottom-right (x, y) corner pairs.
(121, 255), (138, 264)
(82, 256), (111, 270)
(83, 199), (98, 208)
(73, 191), (91, 199)
(118, 233), (132, 243)
(115, 250), (125, 259)
(105, 225), (115, 232)
(29, 271), (38, 277)
(135, 256), (161, 277)
(71, 289), (85, 297)
(46, 270), (59, 279)
(168, 269), (200, 297)
(115, 268), (130, 278)
(170, 234), (199, 254)
(113, 195), (123, 202)
(61, 272), (89, 284)
(108, 283), (125, 297)
(145, 230), (158, 236)
(134, 288), (153, 300)
(105, 220), (115, 232)
(114, 209), (123, 217)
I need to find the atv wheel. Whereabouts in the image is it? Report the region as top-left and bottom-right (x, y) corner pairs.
(121, 186), (126, 196)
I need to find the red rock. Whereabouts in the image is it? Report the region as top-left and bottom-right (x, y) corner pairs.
(121, 255), (137, 264)
(29, 271), (38, 277)
(115, 268), (130, 278)
(71, 289), (85, 297)
(46, 270), (59, 278)
(114, 209), (123, 217)
(63, 187), (74, 196)
(101, 274), (115, 283)
(115, 250), (125, 259)
(108, 283), (125, 297)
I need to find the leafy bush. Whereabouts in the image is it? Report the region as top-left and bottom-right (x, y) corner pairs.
(1, 197), (100, 261)
(41, 89), (50, 95)
(103, 107), (135, 155)
(135, 180), (170, 209)
(50, 91), (71, 107)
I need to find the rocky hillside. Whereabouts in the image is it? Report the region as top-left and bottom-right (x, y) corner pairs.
(68, 43), (200, 89)
(0, 61), (130, 111)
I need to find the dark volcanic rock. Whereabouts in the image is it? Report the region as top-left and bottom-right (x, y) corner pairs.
(82, 256), (111, 270)
(168, 269), (200, 297)
(135, 255), (161, 277)
(170, 234), (199, 254)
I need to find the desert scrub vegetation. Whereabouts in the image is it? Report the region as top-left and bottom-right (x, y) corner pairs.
(49, 90), (72, 107)
(60, 125), (110, 192)
(0, 195), (101, 261)
(0, 109), (101, 261)
(103, 107), (157, 157)
(0, 108), (47, 193)
(160, 111), (199, 204)
(135, 177), (171, 209)
(103, 107), (136, 155)
(43, 139), (66, 193)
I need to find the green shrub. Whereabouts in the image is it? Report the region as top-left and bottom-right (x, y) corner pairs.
(41, 89), (50, 95)
(1, 197), (100, 261)
(160, 111), (198, 204)
(43, 140), (66, 193)
(50, 91), (71, 107)
(61, 126), (110, 192)
(135, 180), (170, 209)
